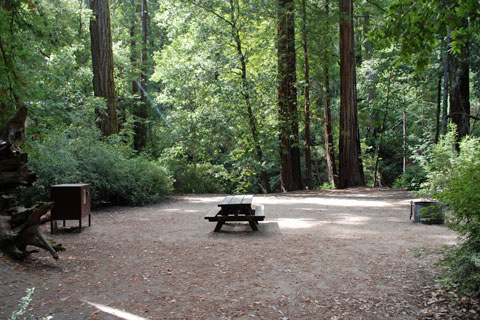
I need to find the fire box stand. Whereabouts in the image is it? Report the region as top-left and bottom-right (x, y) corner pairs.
(50, 184), (91, 233)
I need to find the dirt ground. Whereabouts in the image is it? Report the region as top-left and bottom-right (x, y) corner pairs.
(0, 188), (474, 319)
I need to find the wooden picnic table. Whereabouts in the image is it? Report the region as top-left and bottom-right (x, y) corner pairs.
(204, 195), (265, 232)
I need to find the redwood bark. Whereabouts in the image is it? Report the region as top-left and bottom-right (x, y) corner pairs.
(338, 0), (364, 188)
(323, 0), (337, 187)
(302, 0), (312, 189)
(278, 0), (302, 191)
(89, 0), (118, 136)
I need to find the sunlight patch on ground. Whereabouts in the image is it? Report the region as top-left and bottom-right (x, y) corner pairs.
(273, 214), (370, 229)
(338, 215), (371, 225)
(430, 234), (458, 245)
(163, 209), (199, 213)
(83, 301), (148, 320)
(275, 218), (327, 229)
(185, 197), (224, 203)
(257, 197), (392, 208)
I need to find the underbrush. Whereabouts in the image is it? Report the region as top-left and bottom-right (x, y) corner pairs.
(20, 128), (172, 207)
(420, 129), (480, 298)
(432, 135), (480, 297)
(159, 157), (233, 194)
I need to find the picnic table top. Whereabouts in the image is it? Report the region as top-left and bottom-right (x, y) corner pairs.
(218, 195), (253, 207)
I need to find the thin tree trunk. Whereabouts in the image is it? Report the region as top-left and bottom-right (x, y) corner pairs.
(441, 29), (450, 136)
(403, 99), (407, 174)
(130, 0), (139, 98)
(362, 12), (372, 61)
(313, 147), (322, 185)
(278, 0), (301, 191)
(449, 31), (470, 142)
(133, 0), (148, 151)
(89, 0), (118, 136)
(323, 0), (337, 188)
(229, 0), (271, 193)
(302, 0), (312, 189)
(338, 0), (364, 188)
(434, 74), (441, 144)
(373, 76), (391, 187)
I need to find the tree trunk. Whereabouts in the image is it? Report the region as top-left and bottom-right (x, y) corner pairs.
(302, 0), (312, 190)
(130, 0), (139, 100)
(362, 12), (372, 61)
(441, 30), (450, 136)
(228, 0), (271, 193)
(89, 0), (118, 136)
(373, 76), (390, 187)
(403, 100), (407, 174)
(434, 74), (441, 144)
(449, 36), (470, 142)
(338, 0), (364, 189)
(323, 0), (337, 188)
(134, 0), (148, 151)
(278, 0), (302, 191)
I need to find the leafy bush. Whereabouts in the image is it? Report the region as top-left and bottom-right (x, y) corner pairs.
(160, 156), (232, 193)
(392, 164), (427, 190)
(433, 136), (480, 297)
(423, 130), (480, 297)
(20, 128), (172, 207)
(420, 128), (458, 197)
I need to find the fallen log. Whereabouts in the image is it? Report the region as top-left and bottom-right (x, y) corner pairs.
(0, 107), (65, 260)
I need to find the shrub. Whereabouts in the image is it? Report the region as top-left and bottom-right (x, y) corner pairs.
(423, 130), (480, 297)
(433, 136), (480, 297)
(160, 156), (232, 193)
(392, 164), (427, 190)
(20, 128), (172, 207)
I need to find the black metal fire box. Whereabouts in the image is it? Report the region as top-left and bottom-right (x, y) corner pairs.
(50, 184), (91, 233)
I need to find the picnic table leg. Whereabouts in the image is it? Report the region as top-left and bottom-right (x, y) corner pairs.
(249, 221), (258, 231)
(214, 221), (224, 232)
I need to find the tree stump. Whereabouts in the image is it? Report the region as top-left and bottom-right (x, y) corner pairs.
(0, 108), (65, 260)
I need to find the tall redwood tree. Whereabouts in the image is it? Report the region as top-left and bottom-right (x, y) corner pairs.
(89, 0), (118, 136)
(323, 0), (337, 187)
(302, 0), (312, 190)
(278, 0), (302, 191)
(338, 0), (364, 188)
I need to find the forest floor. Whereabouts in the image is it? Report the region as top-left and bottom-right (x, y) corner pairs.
(1, 188), (479, 320)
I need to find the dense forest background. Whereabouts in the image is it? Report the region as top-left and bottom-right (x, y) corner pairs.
(1, 0), (479, 202)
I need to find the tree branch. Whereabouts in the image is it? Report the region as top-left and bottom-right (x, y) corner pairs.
(181, 0), (234, 28)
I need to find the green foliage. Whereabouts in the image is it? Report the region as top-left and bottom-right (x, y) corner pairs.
(439, 240), (480, 297)
(392, 165), (427, 191)
(161, 156), (232, 194)
(21, 128), (172, 207)
(360, 138), (376, 186)
(371, 0), (480, 69)
(418, 127), (458, 197)
(318, 182), (334, 190)
(11, 288), (53, 320)
(423, 132), (480, 297)
(150, 0), (280, 192)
